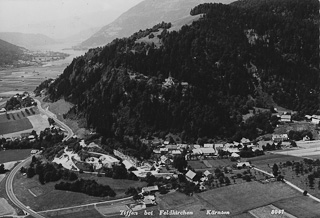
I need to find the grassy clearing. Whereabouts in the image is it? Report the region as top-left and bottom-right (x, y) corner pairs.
(45, 208), (104, 218)
(273, 196), (320, 218)
(246, 153), (320, 199)
(159, 191), (198, 207)
(78, 174), (147, 196)
(0, 149), (32, 164)
(244, 153), (304, 171)
(0, 198), (16, 216)
(198, 181), (300, 216)
(13, 171), (147, 211)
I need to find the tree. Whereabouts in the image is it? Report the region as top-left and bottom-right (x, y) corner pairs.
(272, 164), (279, 177)
(225, 177), (231, 185)
(0, 164), (5, 174)
(173, 155), (187, 172)
(27, 167), (35, 178)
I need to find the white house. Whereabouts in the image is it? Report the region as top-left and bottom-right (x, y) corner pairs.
(185, 170), (196, 182)
(199, 147), (215, 156)
(237, 162), (251, 168)
(272, 134), (288, 142)
(280, 114), (291, 122)
(311, 115), (320, 124)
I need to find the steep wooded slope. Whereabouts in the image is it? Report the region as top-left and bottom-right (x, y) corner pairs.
(41, 0), (319, 142)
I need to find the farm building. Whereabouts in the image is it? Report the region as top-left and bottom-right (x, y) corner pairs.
(143, 195), (157, 206)
(185, 170), (196, 182)
(203, 170), (212, 177)
(122, 160), (135, 170)
(237, 162), (251, 168)
(230, 152), (240, 161)
(311, 115), (320, 124)
(171, 150), (181, 155)
(280, 114), (292, 122)
(199, 147), (215, 156)
(240, 138), (251, 144)
(166, 144), (178, 150)
(30, 150), (39, 155)
(272, 134), (288, 142)
(142, 185), (159, 193)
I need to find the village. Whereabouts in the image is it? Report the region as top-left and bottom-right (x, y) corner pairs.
(39, 126), (315, 210)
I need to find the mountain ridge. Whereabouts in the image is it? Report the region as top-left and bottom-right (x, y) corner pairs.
(0, 32), (56, 49)
(79, 0), (235, 48)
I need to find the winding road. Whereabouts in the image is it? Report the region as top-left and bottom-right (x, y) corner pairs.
(5, 98), (74, 218)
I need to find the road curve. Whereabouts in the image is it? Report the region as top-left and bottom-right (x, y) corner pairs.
(5, 156), (45, 218)
(34, 99), (74, 141)
(5, 99), (74, 218)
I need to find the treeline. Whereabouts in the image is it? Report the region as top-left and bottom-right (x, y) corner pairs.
(42, 0), (318, 142)
(22, 156), (78, 184)
(0, 128), (64, 150)
(55, 179), (116, 197)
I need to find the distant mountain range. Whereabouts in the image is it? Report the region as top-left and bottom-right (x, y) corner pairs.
(0, 38), (26, 66)
(0, 32), (56, 49)
(78, 0), (235, 48)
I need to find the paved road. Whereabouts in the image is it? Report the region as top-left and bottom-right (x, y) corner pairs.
(34, 99), (74, 141)
(5, 99), (74, 218)
(5, 156), (45, 218)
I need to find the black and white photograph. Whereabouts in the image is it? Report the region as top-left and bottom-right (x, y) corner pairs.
(0, 0), (319, 217)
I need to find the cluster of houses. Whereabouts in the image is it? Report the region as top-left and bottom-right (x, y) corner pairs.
(152, 137), (265, 162)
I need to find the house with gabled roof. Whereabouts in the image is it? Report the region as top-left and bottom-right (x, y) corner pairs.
(185, 170), (196, 182)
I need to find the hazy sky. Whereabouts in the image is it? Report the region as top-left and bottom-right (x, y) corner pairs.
(0, 0), (144, 39)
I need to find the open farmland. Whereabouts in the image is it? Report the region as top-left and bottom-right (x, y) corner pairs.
(13, 170), (146, 211)
(243, 153), (304, 171)
(0, 107), (42, 135)
(0, 117), (32, 135)
(44, 208), (104, 218)
(0, 198), (16, 216)
(273, 196), (320, 218)
(0, 149), (32, 164)
(197, 181), (300, 217)
(249, 204), (296, 218)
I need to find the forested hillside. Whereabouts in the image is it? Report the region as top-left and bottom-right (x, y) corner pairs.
(41, 0), (319, 143)
(0, 38), (26, 66)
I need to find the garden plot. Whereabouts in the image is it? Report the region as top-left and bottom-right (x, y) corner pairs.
(0, 198), (16, 216)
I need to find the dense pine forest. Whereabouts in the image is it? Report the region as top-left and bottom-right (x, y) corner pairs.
(38, 0), (319, 143)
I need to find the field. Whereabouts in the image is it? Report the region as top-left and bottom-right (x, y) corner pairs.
(273, 195), (320, 218)
(44, 209), (104, 218)
(0, 198), (16, 216)
(249, 204), (295, 218)
(243, 152), (320, 199)
(274, 121), (320, 140)
(13, 171), (147, 211)
(0, 149), (32, 164)
(78, 174), (147, 196)
(0, 117), (33, 135)
(243, 153), (304, 171)
(0, 107), (42, 135)
(198, 181), (299, 217)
